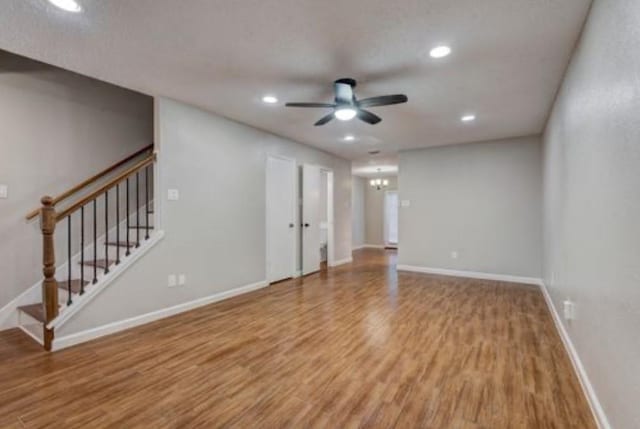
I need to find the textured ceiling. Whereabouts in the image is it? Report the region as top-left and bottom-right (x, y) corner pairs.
(0, 0), (591, 175)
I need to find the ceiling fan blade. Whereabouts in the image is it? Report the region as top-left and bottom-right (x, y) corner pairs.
(314, 113), (335, 126)
(357, 94), (408, 108)
(285, 102), (336, 108)
(357, 109), (382, 125)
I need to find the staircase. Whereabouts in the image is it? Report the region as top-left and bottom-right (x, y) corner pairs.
(18, 145), (157, 351)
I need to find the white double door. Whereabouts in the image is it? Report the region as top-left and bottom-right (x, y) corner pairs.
(267, 159), (329, 281)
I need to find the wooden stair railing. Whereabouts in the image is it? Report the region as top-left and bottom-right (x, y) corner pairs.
(24, 145), (156, 351)
(26, 144), (154, 221)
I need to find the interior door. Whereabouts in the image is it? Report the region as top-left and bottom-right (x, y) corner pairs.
(302, 164), (321, 275)
(266, 156), (297, 282)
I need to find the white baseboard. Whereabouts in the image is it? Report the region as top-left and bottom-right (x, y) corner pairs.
(352, 244), (365, 251)
(396, 264), (542, 285)
(539, 282), (611, 429)
(52, 278), (269, 351)
(330, 257), (353, 267)
(361, 244), (385, 249)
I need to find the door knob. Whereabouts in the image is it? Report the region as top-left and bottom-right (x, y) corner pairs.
(289, 223), (294, 228)
(304, 223), (310, 227)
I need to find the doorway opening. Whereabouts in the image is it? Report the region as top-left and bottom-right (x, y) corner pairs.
(384, 190), (399, 248)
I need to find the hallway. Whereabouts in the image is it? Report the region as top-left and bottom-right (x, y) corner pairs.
(0, 249), (594, 428)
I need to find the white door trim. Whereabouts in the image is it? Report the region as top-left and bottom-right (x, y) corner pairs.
(321, 168), (335, 267)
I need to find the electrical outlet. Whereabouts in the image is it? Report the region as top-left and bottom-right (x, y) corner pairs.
(167, 189), (179, 201)
(178, 274), (186, 286)
(168, 274), (177, 287)
(450, 251), (459, 259)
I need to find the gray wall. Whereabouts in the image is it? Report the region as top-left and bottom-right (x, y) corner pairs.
(543, 0), (640, 426)
(0, 51), (153, 310)
(351, 176), (365, 248)
(398, 136), (542, 278)
(365, 176), (398, 246)
(59, 97), (351, 335)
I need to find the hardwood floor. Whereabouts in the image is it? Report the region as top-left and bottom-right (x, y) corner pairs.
(0, 249), (595, 428)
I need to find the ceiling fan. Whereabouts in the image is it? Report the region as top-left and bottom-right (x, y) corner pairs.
(285, 78), (408, 126)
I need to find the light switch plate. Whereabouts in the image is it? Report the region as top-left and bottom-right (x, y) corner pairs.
(168, 274), (177, 287)
(0, 184), (7, 199)
(178, 274), (186, 286)
(401, 200), (410, 207)
(167, 189), (179, 201)
(563, 300), (576, 321)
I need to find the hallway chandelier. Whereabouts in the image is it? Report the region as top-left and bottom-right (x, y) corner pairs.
(370, 177), (389, 190)
(370, 168), (389, 190)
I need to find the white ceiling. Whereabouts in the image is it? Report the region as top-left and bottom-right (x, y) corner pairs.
(0, 0), (591, 176)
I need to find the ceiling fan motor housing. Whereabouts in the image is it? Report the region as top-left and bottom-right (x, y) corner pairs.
(334, 78), (357, 105)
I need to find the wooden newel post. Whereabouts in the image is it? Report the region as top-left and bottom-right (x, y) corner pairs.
(40, 196), (59, 327)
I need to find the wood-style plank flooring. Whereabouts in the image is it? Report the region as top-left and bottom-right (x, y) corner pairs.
(0, 249), (595, 428)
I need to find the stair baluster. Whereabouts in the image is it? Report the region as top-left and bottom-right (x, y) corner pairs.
(104, 190), (109, 275)
(126, 178), (131, 256)
(116, 184), (120, 265)
(67, 215), (72, 306)
(93, 199), (98, 284)
(145, 166), (150, 240)
(80, 205), (85, 295)
(136, 171), (140, 247)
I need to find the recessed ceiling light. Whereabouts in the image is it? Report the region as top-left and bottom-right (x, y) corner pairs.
(344, 135), (355, 142)
(335, 108), (357, 121)
(262, 95), (278, 104)
(48, 0), (82, 12)
(461, 114), (476, 122)
(429, 45), (451, 58)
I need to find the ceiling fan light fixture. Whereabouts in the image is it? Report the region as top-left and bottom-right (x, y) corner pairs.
(429, 45), (451, 58)
(461, 114), (476, 122)
(334, 108), (357, 121)
(262, 95), (278, 104)
(48, 0), (82, 12)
